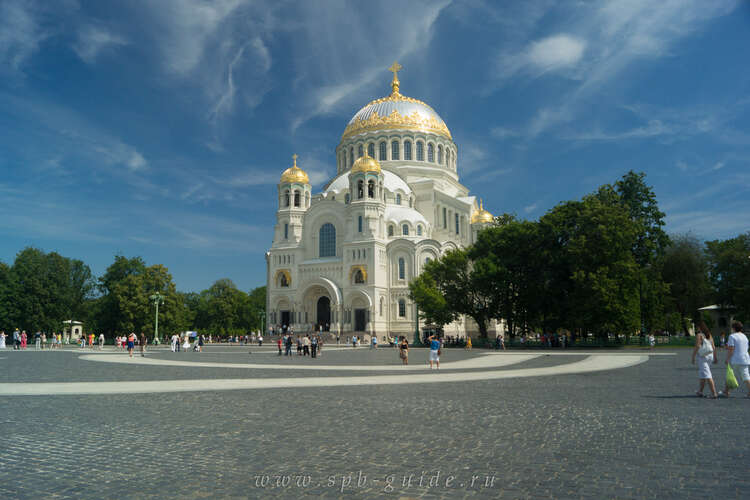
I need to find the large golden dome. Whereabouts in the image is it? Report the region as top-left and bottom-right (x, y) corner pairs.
(351, 151), (381, 174)
(341, 62), (452, 141)
(280, 154), (310, 184)
(471, 200), (494, 224)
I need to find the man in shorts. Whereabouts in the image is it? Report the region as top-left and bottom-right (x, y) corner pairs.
(428, 335), (441, 370)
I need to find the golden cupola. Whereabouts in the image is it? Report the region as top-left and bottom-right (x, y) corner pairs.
(471, 200), (494, 224)
(351, 150), (382, 174)
(341, 62), (452, 141)
(280, 154), (310, 184)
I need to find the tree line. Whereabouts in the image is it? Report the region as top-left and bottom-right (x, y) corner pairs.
(0, 251), (266, 338)
(410, 171), (749, 338)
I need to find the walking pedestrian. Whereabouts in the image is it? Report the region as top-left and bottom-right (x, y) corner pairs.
(277, 336), (282, 355)
(35, 331), (41, 350)
(692, 322), (718, 398)
(139, 332), (147, 356)
(311, 335), (318, 358)
(371, 335), (378, 349)
(127, 332), (135, 357)
(399, 336), (409, 365)
(21, 331), (27, 349)
(0, 331), (6, 349)
(41, 332), (47, 349)
(99, 333), (105, 349)
(303, 335), (311, 356)
(13, 329), (20, 349)
(198, 334), (204, 352)
(719, 321), (750, 398)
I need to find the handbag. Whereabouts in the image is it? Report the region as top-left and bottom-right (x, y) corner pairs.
(698, 339), (713, 358)
(726, 364), (739, 390)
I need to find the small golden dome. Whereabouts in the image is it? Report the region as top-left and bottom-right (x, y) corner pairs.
(351, 150), (381, 174)
(280, 154), (310, 184)
(471, 199), (494, 224)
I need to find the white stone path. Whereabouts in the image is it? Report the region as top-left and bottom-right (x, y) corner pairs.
(0, 353), (653, 396)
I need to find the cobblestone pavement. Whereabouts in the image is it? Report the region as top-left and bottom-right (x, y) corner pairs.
(0, 346), (747, 499)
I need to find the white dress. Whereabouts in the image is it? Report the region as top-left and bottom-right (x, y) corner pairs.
(697, 335), (714, 379)
(0, 334), (6, 348)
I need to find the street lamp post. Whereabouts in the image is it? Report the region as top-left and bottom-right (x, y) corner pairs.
(413, 304), (421, 346)
(150, 292), (165, 344)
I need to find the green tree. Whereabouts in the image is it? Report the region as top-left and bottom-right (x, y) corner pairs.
(706, 232), (750, 321)
(470, 220), (546, 336)
(9, 247), (96, 332)
(613, 171), (670, 332)
(408, 270), (455, 328)
(661, 234), (711, 335)
(409, 249), (500, 338)
(540, 193), (640, 337)
(0, 260), (14, 331)
(246, 285), (267, 331)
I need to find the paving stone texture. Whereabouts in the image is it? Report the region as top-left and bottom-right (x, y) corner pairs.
(0, 346), (747, 499)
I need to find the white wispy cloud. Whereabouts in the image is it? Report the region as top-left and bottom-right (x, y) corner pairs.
(289, 0), (452, 131)
(0, 0), (48, 72)
(489, 0), (740, 137)
(72, 25), (128, 64)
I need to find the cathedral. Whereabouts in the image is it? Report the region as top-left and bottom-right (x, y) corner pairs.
(265, 63), (495, 339)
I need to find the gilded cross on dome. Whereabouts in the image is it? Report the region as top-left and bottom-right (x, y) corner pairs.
(388, 61), (402, 96)
(292, 153), (298, 166)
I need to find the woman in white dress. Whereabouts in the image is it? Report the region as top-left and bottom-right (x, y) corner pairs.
(692, 322), (718, 398)
(0, 331), (6, 349)
(720, 321), (750, 398)
(182, 335), (190, 351)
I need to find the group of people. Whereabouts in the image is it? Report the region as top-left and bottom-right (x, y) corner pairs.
(0, 329), (79, 349)
(170, 333), (206, 352)
(693, 320), (750, 398)
(279, 333), (323, 358)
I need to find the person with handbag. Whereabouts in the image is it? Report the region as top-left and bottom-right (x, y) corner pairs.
(692, 322), (718, 398)
(719, 321), (750, 398)
(398, 336), (409, 365)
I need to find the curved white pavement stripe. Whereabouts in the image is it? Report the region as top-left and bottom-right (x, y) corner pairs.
(78, 353), (540, 371)
(0, 355), (647, 396)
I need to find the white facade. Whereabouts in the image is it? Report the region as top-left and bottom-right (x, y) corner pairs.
(266, 66), (493, 338)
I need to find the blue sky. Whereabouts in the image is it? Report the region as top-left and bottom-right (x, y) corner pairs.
(1, 0), (748, 292)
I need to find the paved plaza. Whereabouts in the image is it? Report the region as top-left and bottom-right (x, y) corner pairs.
(0, 345), (747, 499)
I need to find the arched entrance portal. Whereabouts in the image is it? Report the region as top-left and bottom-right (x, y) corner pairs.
(317, 296), (331, 331)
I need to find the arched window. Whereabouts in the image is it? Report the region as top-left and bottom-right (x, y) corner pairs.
(402, 224), (409, 236)
(398, 299), (406, 317)
(404, 140), (412, 160)
(438, 145), (443, 164)
(367, 180), (374, 198)
(358, 145), (363, 158)
(427, 143), (434, 163)
(398, 258), (405, 280)
(416, 141), (424, 161)
(417, 225), (422, 236)
(391, 140), (400, 160)
(284, 190), (290, 207)
(319, 223), (336, 257)
(379, 141), (387, 161)
(358, 215), (363, 233)
(367, 143), (375, 158)
(446, 150), (450, 168)
(354, 269), (365, 284)
(395, 193), (401, 205)
(388, 225), (394, 237)
(349, 147), (354, 167)
(357, 180), (364, 199)
(294, 190), (300, 207)
(345, 193), (350, 204)
(284, 223), (289, 239)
